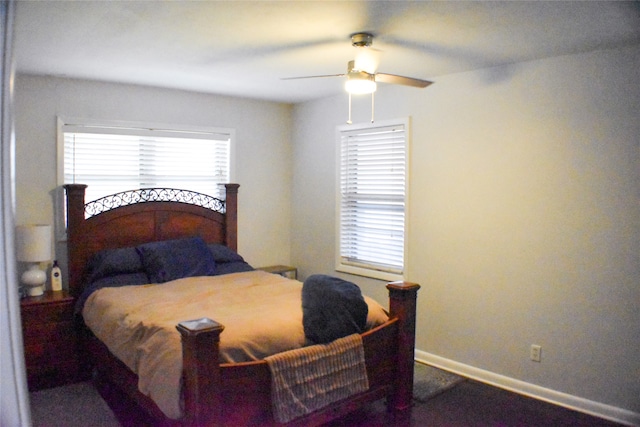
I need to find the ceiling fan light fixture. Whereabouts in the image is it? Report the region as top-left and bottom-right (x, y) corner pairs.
(345, 72), (376, 94)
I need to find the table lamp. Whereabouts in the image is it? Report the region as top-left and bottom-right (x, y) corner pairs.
(16, 224), (52, 297)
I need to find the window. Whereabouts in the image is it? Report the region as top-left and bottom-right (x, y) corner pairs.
(56, 117), (234, 238)
(336, 119), (409, 281)
(58, 118), (234, 202)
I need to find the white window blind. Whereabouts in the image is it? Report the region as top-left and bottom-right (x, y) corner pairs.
(62, 123), (232, 203)
(338, 120), (407, 280)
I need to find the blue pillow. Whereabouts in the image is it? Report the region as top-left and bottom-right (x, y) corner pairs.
(85, 247), (144, 284)
(214, 261), (254, 275)
(137, 237), (217, 283)
(207, 243), (246, 263)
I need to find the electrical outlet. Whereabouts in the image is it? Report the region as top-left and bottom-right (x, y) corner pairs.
(530, 344), (542, 362)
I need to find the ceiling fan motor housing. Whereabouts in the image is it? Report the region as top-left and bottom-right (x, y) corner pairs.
(351, 32), (373, 48)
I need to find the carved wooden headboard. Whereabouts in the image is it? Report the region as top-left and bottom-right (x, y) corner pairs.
(64, 184), (239, 297)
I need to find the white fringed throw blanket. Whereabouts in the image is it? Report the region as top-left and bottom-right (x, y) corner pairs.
(265, 333), (369, 423)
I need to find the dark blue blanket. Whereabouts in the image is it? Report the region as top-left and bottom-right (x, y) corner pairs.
(301, 274), (368, 344)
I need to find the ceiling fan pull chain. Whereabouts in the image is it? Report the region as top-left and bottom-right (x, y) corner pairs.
(371, 92), (375, 123)
(347, 93), (353, 124)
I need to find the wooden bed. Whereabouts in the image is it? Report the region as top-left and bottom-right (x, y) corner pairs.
(64, 183), (420, 427)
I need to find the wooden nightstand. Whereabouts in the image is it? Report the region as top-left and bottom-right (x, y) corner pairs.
(20, 291), (80, 390)
(257, 265), (298, 280)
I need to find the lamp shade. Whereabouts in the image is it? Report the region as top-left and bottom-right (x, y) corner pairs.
(16, 224), (52, 262)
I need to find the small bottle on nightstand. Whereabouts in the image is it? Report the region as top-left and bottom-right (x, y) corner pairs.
(51, 260), (62, 291)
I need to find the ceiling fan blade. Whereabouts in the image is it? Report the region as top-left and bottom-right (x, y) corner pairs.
(375, 73), (433, 88)
(281, 74), (344, 80)
(354, 48), (381, 74)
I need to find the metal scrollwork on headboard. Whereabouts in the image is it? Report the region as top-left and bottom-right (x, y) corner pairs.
(84, 188), (226, 218)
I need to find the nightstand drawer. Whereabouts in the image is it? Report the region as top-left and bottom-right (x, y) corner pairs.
(23, 322), (77, 365)
(21, 302), (74, 327)
(25, 362), (79, 391)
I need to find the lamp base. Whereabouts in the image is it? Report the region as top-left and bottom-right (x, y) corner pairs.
(25, 285), (44, 297)
(22, 264), (46, 297)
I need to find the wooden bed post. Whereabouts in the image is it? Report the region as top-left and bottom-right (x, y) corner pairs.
(224, 184), (239, 252)
(64, 184), (88, 297)
(177, 318), (225, 427)
(386, 281), (421, 412)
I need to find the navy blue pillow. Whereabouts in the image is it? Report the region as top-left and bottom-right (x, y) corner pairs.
(137, 237), (216, 283)
(85, 247), (144, 284)
(207, 243), (246, 263)
(214, 261), (254, 275)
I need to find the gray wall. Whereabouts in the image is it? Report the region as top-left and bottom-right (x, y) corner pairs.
(291, 45), (640, 421)
(14, 75), (293, 271)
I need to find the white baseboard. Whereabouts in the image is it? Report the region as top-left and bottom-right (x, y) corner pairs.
(415, 350), (640, 427)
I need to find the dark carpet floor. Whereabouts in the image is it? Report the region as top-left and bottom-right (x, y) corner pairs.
(327, 379), (625, 427)
(29, 381), (120, 427)
(30, 363), (624, 427)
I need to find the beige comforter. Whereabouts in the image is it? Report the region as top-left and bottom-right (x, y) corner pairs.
(82, 270), (389, 420)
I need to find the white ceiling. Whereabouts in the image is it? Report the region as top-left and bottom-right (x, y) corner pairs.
(13, 1), (640, 104)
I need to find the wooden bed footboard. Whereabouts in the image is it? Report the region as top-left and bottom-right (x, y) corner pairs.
(175, 281), (420, 427)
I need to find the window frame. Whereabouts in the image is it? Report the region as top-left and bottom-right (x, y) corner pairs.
(335, 117), (410, 282)
(55, 116), (236, 240)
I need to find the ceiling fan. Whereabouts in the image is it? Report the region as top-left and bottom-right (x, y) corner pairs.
(282, 32), (433, 95)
